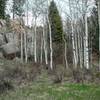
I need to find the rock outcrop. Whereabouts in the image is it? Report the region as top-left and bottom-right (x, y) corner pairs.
(1, 42), (19, 55)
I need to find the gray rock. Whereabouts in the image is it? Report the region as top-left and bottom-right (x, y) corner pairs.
(0, 34), (5, 46)
(13, 57), (21, 62)
(1, 42), (19, 55)
(0, 52), (3, 58)
(5, 33), (19, 43)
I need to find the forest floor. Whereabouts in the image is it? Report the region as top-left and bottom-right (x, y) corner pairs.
(0, 59), (100, 100)
(0, 73), (100, 100)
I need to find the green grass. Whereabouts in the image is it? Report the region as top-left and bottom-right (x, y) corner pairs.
(0, 59), (100, 100)
(0, 82), (100, 100)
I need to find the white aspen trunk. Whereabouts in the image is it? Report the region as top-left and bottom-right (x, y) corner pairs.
(79, 29), (84, 68)
(64, 38), (68, 68)
(24, 32), (28, 63)
(69, 0), (77, 68)
(74, 3), (78, 67)
(34, 17), (37, 63)
(43, 16), (48, 65)
(45, 33), (48, 65)
(79, 33), (83, 68)
(74, 0), (81, 68)
(98, 1), (100, 70)
(78, 28), (83, 68)
(77, 8), (81, 69)
(81, 0), (88, 68)
(84, 13), (89, 69)
(43, 33), (48, 65)
(72, 24), (77, 68)
(31, 17), (35, 57)
(47, 16), (53, 69)
(21, 33), (23, 62)
(40, 32), (43, 63)
(49, 21), (53, 69)
(47, 0), (53, 69)
(74, 26), (78, 66)
(24, 0), (28, 63)
(26, 0), (28, 26)
(20, 16), (23, 62)
(81, 0), (85, 68)
(90, 36), (93, 68)
(31, 26), (34, 56)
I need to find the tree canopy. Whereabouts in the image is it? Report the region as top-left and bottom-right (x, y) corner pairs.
(0, 0), (7, 19)
(48, 0), (63, 43)
(12, 0), (25, 18)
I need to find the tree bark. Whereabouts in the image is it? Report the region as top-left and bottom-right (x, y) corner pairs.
(41, 31), (43, 63)
(24, 32), (28, 63)
(98, 1), (100, 70)
(47, 15), (53, 69)
(31, 26), (34, 57)
(47, 0), (53, 69)
(64, 38), (69, 68)
(34, 17), (37, 63)
(84, 13), (89, 69)
(43, 16), (48, 65)
(21, 32), (23, 62)
(69, 0), (77, 68)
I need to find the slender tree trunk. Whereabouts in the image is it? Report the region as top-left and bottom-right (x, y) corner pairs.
(47, 0), (53, 69)
(75, 1), (82, 68)
(81, 0), (85, 68)
(43, 16), (48, 65)
(13, 0), (15, 20)
(41, 32), (43, 63)
(98, 1), (100, 70)
(13, 9), (15, 19)
(84, 13), (89, 69)
(64, 38), (68, 68)
(74, 27), (78, 66)
(77, 32), (81, 68)
(21, 33), (23, 62)
(23, 0), (28, 63)
(20, 16), (24, 62)
(47, 16), (53, 69)
(31, 26), (34, 57)
(69, 0), (77, 68)
(24, 32), (28, 63)
(90, 35), (93, 68)
(34, 17), (37, 63)
(26, 0), (28, 26)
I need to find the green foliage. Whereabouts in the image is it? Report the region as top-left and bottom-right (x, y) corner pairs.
(89, 0), (99, 51)
(5, 14), (10, 28)
(0, 82), (100, 100)
(12, 0), (25, 17)
(95, 72), (100, 78)
(92, 6), (99, 51)
(0, 59), (100, 100)
(0, 79), (13, 94)
(0, 0), (7, 19)
(48, 1), (63, 43)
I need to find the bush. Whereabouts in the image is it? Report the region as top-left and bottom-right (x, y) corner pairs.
(0, 79), (13, 94)
(94, 72), (100, 79)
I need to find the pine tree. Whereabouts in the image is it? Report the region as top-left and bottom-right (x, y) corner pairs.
(0, 0), (7, 19)
(12, 0), (25, 18)
(91, 0), (99, 51)
(48, 0), (63, 43)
